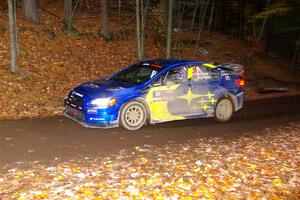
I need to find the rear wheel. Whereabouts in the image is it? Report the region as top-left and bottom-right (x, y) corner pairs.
(120, 101), (147, 131)
(214, 97), (234, 122)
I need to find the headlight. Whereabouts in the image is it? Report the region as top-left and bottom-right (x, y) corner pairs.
(90, 98), (117, 108)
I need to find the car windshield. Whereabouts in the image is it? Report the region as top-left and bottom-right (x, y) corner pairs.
(110, 64), (163, 84)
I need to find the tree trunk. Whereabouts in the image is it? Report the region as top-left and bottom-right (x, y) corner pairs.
(253, 19), (256, 37)
(8, 0), (18, 73)
(141, 0), (144, 57)
(136, 0), (142, 59)
(224, 3), (229, 33)
(238, 0), (243, 40)
(64, 0), (72, 31)
(14, 0), (19, 54)
(0, 25), (3, 37)
(0, 0), (5, 10)
(100, 0), (109, 37)
(289, 43), (299, 75)
(258, 0), (271, 42)
(214, 6), (218, 30)
(208, 1), (214, 34)
(118, 0), (121, 23)
(194, 0), (210, 55)
(175, 0), (186, 58)
(190, 0), (198, 30)
(22, 0), (40, 23)
(141, 0), (149, 58)
(160, 0), (168, 34)
(166, 0), (173, 59)
(245, 0), (271, 63)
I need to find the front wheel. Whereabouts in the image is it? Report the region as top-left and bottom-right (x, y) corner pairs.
(120, 101), (147, 131)
(214, 97), (234, 122)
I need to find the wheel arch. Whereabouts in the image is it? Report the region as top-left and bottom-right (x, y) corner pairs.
(118, 97), (151, 124)
(217, 93), (238, 112)
(133, 97), (151, 123)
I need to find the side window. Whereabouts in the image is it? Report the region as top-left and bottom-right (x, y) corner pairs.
(188, 65), (213, 82)
(211, 69), (220, 79)
(135, 67), (156, 83)
(162, 66), (187, 85)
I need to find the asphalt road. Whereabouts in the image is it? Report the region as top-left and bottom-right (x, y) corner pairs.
(1, 95), (300, 165)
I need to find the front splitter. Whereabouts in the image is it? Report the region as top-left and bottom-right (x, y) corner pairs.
(64, 112), (119, 129)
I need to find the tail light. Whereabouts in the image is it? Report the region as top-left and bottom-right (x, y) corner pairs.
(236, 79), (245, 87)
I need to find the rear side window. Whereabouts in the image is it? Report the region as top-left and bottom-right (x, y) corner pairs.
(188, 65), (219, 81)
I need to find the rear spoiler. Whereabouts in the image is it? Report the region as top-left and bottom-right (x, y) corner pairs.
(216, 63), (244, 78)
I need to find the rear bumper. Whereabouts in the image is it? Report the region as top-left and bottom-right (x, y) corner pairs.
(235, 91), (244, 111)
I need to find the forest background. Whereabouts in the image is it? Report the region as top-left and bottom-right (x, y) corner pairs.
(0, 0), (299, 119)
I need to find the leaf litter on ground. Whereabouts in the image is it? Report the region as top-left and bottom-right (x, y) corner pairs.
(0, 123), (299, 199)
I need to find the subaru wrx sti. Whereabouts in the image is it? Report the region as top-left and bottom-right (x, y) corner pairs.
(64, 59), (245, 130)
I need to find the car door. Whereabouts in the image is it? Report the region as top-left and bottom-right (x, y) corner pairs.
(186, 65), (221, 117)
(145, 66), (190, 123)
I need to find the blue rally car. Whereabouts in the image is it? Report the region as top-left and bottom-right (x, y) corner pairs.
(64, 59), (245, 130)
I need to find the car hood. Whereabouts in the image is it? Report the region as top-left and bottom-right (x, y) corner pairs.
(72, 79), (136, 99)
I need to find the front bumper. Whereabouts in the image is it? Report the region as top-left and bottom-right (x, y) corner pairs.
(64, 105), (119, 129)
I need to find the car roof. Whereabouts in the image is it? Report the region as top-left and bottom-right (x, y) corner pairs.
(140, 59), (203, 69)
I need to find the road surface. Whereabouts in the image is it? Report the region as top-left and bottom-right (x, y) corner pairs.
(1, 95), (300, 165)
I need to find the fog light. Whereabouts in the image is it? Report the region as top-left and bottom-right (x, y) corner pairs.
(87, 108), (97, 114)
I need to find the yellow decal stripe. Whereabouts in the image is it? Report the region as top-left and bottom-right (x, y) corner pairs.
(203, 63), (217, 68)
(188, 68), (193, 80)
(145, 84), (184, 122)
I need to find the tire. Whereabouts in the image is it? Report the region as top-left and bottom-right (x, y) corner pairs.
(214, 97), (234, 122)
(120, 101), (147, 131)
